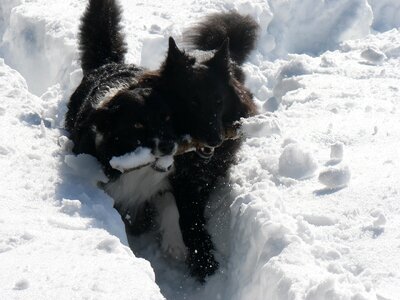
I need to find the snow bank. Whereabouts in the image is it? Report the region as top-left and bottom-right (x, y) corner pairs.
(0, 59), (164, 299)
(64, 153), (109, 184)
(0, 0), (21, 38)
(225, 193), (373, 300)
(368, 0), (400, 32)
(235, 0), (399, 59)
(262, 0), (373, 59)
(0, 1), (82, 95)
(226, 29), (400, 300)
(1, 0), (400, 98)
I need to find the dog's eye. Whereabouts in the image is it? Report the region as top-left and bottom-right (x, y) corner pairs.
(134, 122), (144, 129)
(165, 115), (171, 122)
(217, 99), (223, 106)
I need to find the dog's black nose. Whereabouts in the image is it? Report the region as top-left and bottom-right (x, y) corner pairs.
(158, 140), (176, 155)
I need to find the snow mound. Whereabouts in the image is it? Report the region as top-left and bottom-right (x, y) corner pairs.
(361, 46), (387, 65)
(278, 143), (318, 179)
(318, 165), (351, 189)
(59, 199), (82, 216)
(327, 142), (344, 166)
(330, 142), (344, 161)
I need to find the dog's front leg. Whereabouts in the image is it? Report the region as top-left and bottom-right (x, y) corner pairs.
(152, 191), (187, 261)
(176, 198), (219, 282)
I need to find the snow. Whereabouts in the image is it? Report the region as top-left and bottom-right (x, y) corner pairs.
(1, 0), (400, 299)
(0, 59), (163, 299)
(109, 150), (173, 174)
(368, 0), (400, 32)
(360, 46), (387, 65)
(330, 142), (344, 161)
(318, 165), (351, 189)
(278, 143), (318, 180)
(64, 153), (109, 184)
(262, 0), (373, 59)
(110, 147), (155, 172)
(154, 155), (174, 171)
(240, 113), (281, 138)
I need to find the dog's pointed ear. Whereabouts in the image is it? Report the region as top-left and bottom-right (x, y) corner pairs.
(162, 37), (187, 74)
(166, 37), (184, 64)
(209, 38), (230, 74)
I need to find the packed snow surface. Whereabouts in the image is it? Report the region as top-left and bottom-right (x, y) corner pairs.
(1, 0), (400, 299)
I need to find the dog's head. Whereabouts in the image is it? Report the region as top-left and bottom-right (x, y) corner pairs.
(91, 88), (177, 170)
(159, 38), (234, 156)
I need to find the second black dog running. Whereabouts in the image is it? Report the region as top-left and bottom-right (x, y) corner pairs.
(66, 0), (260, 282)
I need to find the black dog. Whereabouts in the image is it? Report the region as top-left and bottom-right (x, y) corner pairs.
(67, 0), (259, 281)
(65, 0), (188, 261)
(171, 13), (259, 281)
(134, 13), (259, 280)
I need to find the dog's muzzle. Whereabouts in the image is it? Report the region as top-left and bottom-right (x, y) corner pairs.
(196, 146), (215, 159)
(151, 163), (172, 172)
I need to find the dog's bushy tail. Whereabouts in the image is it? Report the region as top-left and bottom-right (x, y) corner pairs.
(184, 12), (259, 65)
(79, 0), (127, 74)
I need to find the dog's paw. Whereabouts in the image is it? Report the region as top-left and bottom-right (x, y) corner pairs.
(161, 230), (188, 261)
(188, 249), (219, 282)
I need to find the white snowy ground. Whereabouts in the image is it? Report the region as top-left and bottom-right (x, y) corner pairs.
(1, 0), (400, 299)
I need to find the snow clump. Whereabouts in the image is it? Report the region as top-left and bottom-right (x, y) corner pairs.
(110, 147), (155, 172)
(318, 165), (351, 189)
(278, 143), (318, 179)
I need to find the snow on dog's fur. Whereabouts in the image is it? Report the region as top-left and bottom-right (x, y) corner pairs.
(65, 0), (187, 261)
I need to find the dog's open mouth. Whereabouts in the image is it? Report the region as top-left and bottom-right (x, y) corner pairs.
(196, 147), (215, 159)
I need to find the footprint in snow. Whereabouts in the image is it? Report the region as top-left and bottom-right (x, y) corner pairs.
(13, 279), (29, 290)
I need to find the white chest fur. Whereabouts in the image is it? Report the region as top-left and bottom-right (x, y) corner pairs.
(102, 165), (187, 261)
(103, 165), (171, 213)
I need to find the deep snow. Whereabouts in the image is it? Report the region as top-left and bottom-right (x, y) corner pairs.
(1, 0), (400, 299)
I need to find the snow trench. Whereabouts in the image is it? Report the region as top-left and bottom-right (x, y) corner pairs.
(1, 0), (400, 299)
